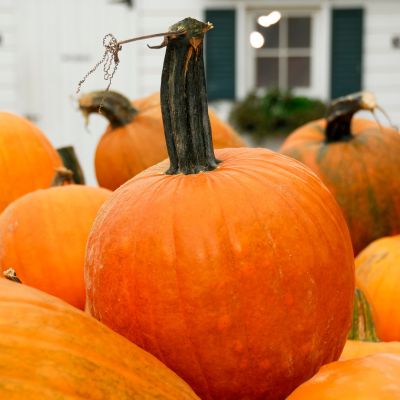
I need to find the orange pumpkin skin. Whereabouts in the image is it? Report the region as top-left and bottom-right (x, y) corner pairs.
(355, 235), (400, 341)
(0, 112), (61, 212)
(86, 147), (355, 400)
(340, 340), (400, 361)
(280, 117), (400, 255)
(94, 108), (166, 191)
(287, 353), (400, 399)
(0, 185), (111, 309)
(0, 279), (199, 400)
(80, 91), (245, 191)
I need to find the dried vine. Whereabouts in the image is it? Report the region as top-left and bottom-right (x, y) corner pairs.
(76, 29), (186, 112)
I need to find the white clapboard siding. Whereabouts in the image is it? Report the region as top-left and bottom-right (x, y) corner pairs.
(364, 0), (400, 126)
(0, 1), (17, 111)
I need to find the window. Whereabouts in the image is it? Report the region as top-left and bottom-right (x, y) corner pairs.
(253, 13), (312, 90)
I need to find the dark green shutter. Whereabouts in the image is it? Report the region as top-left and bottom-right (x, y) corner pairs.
(205, 9), (236, 100)
(330, 8), (364, 99)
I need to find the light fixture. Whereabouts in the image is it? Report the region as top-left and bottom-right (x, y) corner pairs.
(258, 11), (282, 27)
(249, 31), (265, 49)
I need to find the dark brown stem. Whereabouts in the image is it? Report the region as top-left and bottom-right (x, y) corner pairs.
(57, 146), (85, 184)
(78, 90), (138, 128)
(348, 288), (379, 342)
(3, 268), (22, 284)
(326, 91), (377, 142)
(51, 167), (74, 187)
(158, 17), (218, 175)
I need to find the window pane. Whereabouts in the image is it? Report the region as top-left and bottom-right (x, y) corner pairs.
(257, 57), (279, 87)
(258, 21), (280, 48)
(288, 17), (311, 48)
(288, 57), (310, 87)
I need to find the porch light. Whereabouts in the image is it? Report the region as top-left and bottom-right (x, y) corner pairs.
(249, 31), (265, 48)
(258, 11), (282, 27)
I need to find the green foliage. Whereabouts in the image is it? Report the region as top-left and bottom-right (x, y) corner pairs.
(229, 88), (327, 142)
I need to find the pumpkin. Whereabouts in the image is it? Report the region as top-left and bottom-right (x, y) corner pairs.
(0, 168), (111, 309)
(0, 112), (61, 212)
(85, 18), (354, 400)
(287, 353), (400, 399)
(79, 90), (245, 190)
(355, 234), (400, 341)
(280, 92), (400, 254)
(0, 277), (199, 399)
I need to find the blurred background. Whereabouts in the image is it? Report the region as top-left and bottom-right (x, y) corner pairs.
(1, 0), (399, 184)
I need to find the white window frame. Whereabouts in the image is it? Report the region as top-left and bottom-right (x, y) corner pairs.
(246, 8), (321, 98)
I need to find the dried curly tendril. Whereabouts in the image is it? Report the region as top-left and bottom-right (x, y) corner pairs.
(76, 34), (121, 95)
(76, 29), (187, 113)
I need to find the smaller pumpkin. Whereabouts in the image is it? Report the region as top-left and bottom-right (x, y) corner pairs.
(0, 112), (61, 212)
(0, 168), (111, 309)
(287, 353), (400, 399)
(79, 90), (245, 190)
(280, 92), (400, 254)
(0, 277), (199, 399)
(355, 234), (400, 341)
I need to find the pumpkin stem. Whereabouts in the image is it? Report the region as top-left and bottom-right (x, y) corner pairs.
(325, 91), (377, 142)
(348, 288), (379, 342)
(57, 146), (85, 184)
(78, 90), (138, 128)
(51, 167), (74, 187)
(3, 268), (22, 284)
(157, 17), (219, 175)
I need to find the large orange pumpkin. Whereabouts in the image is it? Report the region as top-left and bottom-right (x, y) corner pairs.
(287, 353), (400, 399)
(0, 169), (111, 309)
(280, 92), (400, 254)
(0, 112), (61, 212)
(79, 90), (245, 190)
(0, 277), (199, 399)
(85, 18), (354, 400)
(355, 234), (400, 341)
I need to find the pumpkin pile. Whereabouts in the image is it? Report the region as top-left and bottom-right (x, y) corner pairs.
(1, 14), (400, 400)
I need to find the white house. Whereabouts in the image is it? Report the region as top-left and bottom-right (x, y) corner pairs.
(1, 0), (399, 183)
